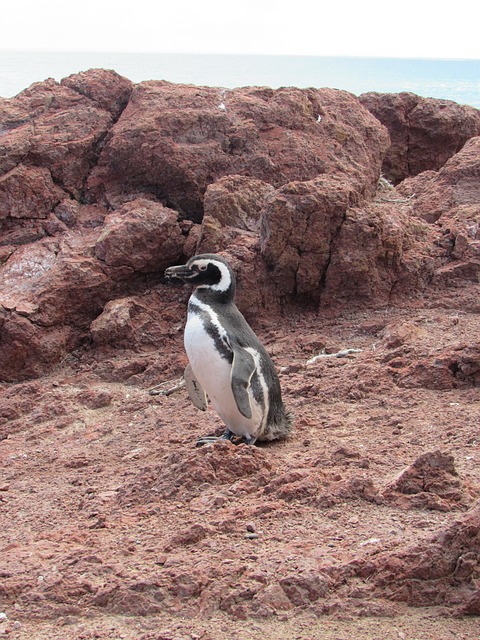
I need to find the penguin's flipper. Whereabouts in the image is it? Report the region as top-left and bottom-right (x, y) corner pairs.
(231, 347), (256, 420)
(184, 364), (208, 411)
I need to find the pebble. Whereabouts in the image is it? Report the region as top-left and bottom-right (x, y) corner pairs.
(244, 532), (259, 540)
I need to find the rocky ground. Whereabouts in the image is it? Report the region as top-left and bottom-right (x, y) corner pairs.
(1, 282), (479, 639)
(1, 69), (480, 638)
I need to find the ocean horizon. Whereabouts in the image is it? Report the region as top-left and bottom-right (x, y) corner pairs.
(0, 50), (479, 108)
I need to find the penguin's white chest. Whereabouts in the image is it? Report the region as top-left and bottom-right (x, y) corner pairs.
(184, 303), (263, 438)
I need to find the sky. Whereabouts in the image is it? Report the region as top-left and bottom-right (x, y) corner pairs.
(2, 0), (480, 59)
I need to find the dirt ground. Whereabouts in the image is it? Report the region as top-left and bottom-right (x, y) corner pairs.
(1, 284), (479, 639)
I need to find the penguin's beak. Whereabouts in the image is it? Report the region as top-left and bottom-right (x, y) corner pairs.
(164, 264), (194, 281)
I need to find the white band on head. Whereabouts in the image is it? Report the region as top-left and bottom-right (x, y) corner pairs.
(193, 258), (232, 293)
(211, 261), (232, 292)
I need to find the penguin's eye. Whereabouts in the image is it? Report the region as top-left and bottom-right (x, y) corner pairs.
(198, 264), (208, 271)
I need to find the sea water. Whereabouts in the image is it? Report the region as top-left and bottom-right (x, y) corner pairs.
(0, 50), (479, 107)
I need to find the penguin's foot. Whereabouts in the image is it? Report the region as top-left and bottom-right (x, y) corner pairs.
(196, 429), (256, 447)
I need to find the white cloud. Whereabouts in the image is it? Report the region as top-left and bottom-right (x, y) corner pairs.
(2, 0), (479, 58)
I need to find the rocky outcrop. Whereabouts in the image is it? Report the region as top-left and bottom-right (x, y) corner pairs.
(395, 136), (480, 287)
(86, 83), (388, 218)
(0, 73), (391, 379)
(60, 68), (133, 119)
(382, 450), (473, 511)
(1, 69), (480, 380)
(357, 502), (480, 613)
(360, 92), (480, 184)
(260, 175), (357, 302)
(94, 199), (184, 272)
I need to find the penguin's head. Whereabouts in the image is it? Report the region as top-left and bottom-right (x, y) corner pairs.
(165, 254), (235, 297)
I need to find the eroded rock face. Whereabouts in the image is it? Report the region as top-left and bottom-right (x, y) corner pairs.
(395, 136), (480, 287)
(382, 450), (472, 511)
(398, 136), (480, 221)
(360, 92), (480, 184)
(0, 165), (65, 220)
(0, 79), (120, 200)
(260, 175), (358, 302)
(60, 68), (133, 119)
(359, 502), (480, 611)
(198, 175), (275, 253)
(1, 70), (480, 380)
(0, 201), (187, 380)
(94, 199), (184, 272)
(86, 83), (389, 219)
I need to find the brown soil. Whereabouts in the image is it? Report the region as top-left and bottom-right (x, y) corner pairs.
(1, 286), (479, 639)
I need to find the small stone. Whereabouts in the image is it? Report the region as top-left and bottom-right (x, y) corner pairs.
(245, 532), (259, 540)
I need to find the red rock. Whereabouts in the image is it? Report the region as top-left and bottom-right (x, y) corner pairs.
(322, 201), (429, 307)
(198, 175), (274, 253)
(29, 107), (113, 197)
(389, 136), (480, 291)
(169, 572), (202, 598)
(0, 122), (34, 176)
(256, 584), (293, 611)
(260, 175), (357, 302)
(90, 291), (186, 354)
(93, 583), (165, 615)
(1, 96), (113, 199)
(1, 198), (186, 379)
(361, 502), (480, 608)
(279, 572), (330, 606)
(395, 359), (456, 391)
(90, 297), (139, 347)
(462, 588), (480, 615)
(455, 344), (480, 385)
(0, 164), (66, 220)
(397, 136), (480, 221)
(87, 83), (388, 218)
(0, 72), (130, 201)
(0, 237), (113, 379)
(263, 469), (322, 502)
(383, 450), (470, 511)
(118, 441), (273, 504)
(165, 523), (209, 550)
(94, 198), (184, 272)
(360, 92), (480, 183)
(76, 388), (113, 409)
(395, 344), (480, 390)
(60, 68), (133, 118)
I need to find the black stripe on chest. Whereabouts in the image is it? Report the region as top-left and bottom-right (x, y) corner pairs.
(188, 300), (233, 363)
(250, 370), (266, 409)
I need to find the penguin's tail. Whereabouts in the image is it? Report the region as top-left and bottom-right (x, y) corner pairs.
(259, 406), (294, 442)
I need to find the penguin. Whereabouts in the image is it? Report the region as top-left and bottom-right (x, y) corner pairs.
(165, 254), (292, 446)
